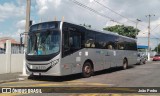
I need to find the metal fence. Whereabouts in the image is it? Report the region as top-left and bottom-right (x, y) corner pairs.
(0, 48), (5, 54)
(2, 43), (24, 54)
(11, 44), (24, 54)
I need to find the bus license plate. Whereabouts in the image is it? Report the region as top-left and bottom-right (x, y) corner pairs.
(33, 73), (39, 75)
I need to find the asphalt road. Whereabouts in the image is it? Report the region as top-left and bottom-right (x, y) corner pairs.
(0, 61), (160, 96)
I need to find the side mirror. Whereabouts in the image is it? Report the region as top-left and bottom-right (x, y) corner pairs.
(20, 32), (28, 45)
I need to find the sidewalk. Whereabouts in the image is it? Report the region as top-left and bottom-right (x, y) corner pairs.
(0, 72), (28, 84)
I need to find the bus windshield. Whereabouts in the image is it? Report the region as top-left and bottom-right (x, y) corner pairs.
(27, 30), (60, 56)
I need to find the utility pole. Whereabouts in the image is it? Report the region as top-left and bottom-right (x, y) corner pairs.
(21, 0), (31, 76)
(146, 14), (155, 61)
(156, 38), (160, 54)
(24, 0), (31, 47)
(135, 19), (141, 38)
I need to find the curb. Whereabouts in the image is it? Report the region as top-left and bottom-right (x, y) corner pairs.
(0, 77), (27, 84)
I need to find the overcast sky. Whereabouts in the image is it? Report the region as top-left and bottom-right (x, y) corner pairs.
(0, 0), (160, 49)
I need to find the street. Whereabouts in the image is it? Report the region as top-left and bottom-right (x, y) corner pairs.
(0, 61), (160, 96)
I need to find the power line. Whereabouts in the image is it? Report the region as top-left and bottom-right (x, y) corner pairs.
(93, 0), (146, 28)
(138, 29), (160, 39)
(70, 0), (149, 37)
(69, 0), (124, 25)
(94, 0), (136, 23)
(139, 24), (160, 39)
(148, 24), (160, 39)
(151, 24), (160, 32)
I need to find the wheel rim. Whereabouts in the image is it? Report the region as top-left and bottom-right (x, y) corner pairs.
(84, 66), (91, 74)
(124, 63), (126, 69)
(123, 60), (127, 69)
(143, 61), (146, 64)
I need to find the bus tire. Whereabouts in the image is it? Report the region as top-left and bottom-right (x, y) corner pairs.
(139, 60), (142, 65)
(82, 62), (93, 78)
(143, 60), (146, 64)
(123, 59), (128, 70)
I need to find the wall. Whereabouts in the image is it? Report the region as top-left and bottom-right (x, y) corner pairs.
(0, 40), (24, 74)
(0, 54), (7, 74)
(11, 54), (24, 73)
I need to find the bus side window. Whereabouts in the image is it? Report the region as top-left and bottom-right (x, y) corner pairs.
(85, 31), (95, 48)
(62, 27), (81, 57)
(70, 30), (81, 50)
(85, 39), (95, 48)
(62, 28), (70, 57)
(117, 37), (124, 50)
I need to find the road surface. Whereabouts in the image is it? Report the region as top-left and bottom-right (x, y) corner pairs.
(0, 61), (160, 96)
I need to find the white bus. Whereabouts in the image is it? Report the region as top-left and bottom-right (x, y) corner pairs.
(26, 21), (137, 77)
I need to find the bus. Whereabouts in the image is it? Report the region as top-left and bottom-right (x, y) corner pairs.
(26, 21), (137, 77)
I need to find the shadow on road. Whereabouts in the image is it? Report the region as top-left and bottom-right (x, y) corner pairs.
(28, 65), (135, 82)
(93, 65), (135, 76)
(28, 73), (83, 82)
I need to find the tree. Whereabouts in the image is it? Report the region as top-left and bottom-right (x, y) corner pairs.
(103, 25), (140, 38)
(154, 44), (160, 54)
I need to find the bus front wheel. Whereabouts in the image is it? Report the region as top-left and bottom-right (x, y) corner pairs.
(123, 59), (128, 70)
(82, 62), (93, 78)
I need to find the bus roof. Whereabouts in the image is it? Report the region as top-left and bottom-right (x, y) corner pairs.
(30, 21), (136, 41)
(62, 21), (136, 41)
(85, 25), (136, 41)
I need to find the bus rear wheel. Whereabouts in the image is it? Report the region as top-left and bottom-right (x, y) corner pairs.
(82, 62), (93, 78)
(143, 60), (146, 64)
(123, 59), (128, 70)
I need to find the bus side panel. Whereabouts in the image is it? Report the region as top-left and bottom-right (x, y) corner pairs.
(124, 50), (137, 65)
(86, 48), (104, 71)
(130, 51), (138, 65)
(60, 54), (75, 76)
(60, 48), (105, 75)
(115, 50), (125, 67)
(60, 49), (87, 76)
(103, 49), (112, 69)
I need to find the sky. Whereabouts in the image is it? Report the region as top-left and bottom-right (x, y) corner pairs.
(0, 0), (160, 49)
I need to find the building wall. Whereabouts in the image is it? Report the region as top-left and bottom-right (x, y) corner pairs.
(0, 37), (19, 48)
(0, 54), (7, 74)
(0, 40), (24, 74)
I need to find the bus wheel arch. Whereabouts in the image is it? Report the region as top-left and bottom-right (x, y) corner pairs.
(82, 59), (94, 78)
(123, 57), (128, 70)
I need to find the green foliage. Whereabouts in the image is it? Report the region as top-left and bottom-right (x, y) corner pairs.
(154, 44), (160, 54)
(103, 25), (140, 38)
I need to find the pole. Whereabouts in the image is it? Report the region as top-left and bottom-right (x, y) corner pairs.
(136, 22), (138, 35)
(21, 0), (31, 76)
(135, 19), (141, 36)
(146, 14), (155, 61)
(148, 15), (151, 61)
(157, 38), (158, 54)
(24, 0), (31, 47)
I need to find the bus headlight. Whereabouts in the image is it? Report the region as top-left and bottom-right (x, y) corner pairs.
(51, 59), (59, 67)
